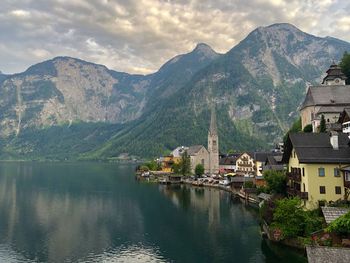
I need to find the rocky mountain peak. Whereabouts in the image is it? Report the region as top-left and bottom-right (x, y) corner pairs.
(192, 43), (218, 58)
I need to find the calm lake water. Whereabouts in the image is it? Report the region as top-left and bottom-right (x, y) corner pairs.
(0, 162), (306, 263)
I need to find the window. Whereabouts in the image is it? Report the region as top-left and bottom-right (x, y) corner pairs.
(318, 168), (325, 177)
(201, 159), (205, 166)
(334, 168), (340, 177)
(335, 186), (341, 195)
(302, 168), (305, 177)
(213, 140), (217, 146)
(320, 186), (326, 194)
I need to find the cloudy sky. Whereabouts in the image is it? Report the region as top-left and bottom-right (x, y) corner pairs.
(0, 0), (349, 75)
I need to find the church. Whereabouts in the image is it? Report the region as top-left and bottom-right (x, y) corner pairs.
(300, 63), (350, 132)
(172, 106), (219, 174)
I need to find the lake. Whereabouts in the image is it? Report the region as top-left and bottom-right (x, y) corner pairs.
(0, 162), (306, 262)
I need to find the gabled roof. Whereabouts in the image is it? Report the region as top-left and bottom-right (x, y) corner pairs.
(301, 85), (350, 110)
(219, 156), (238, 165)
(283, 133), (350, 164)
(339, 108), (350, 124)
(321, 206), (350, 224)
(237, 152), (254, 160)
(187, 145), (207, 156)
(306, 246), (350, 263)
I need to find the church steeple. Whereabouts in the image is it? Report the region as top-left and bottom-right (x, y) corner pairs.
(209, 105), (217, 135)
(208, 104), (219, 174)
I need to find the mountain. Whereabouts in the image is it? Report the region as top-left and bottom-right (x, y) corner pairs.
(1, 23), (350, 160)
(83, 23), (350, 159)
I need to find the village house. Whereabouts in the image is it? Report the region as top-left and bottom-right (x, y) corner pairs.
(300, 63), (350, 132)
(219, 153), (240, 173)
(283, 132), (350, 209)
(235, 152), (255, 175)
(159, 155), (181, 173)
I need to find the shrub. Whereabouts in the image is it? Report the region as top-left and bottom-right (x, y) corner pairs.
(327, 211), (350, 235)
(195, 164), (204, 176)
(263, 170), (287, 195)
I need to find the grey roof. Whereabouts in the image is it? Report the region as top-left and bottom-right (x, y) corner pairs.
(187, 145), (206, 156)
(254, 152), (271, 162)
(317, 106), (348, 114)
(230, 176), (254, 182)
(301, 85), (350, 110)
(322, 63), (348, 84)
(283, 133), (350, 164)
(219, 156), (238, 165)
(339, 108), (350, 124)
(257, 193), (272, 201)
(306, 246), (350, 263)
(321, 206), (350, 224)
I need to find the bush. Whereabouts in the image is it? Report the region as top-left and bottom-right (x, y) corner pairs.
(327, 211), (350, 235)
(243, 181), (255, 188)
(263, 170), (287, 195)
(271, 197), (305, 239)
(303, 124), (312, 133)
(195, 164), (204, 176)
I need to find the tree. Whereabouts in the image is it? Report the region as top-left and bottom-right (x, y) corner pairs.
(327, 211), (350, 235)
(271, 197), (306, 238)
(340, 51), (350, 85)
(263, 170), (287, 195)
(179, 150), (191, 176)
(319, 114), (326, 133)
(303, 124), (312, 133)
(195, 164), (204, 177)
(283, 117), (302, 143)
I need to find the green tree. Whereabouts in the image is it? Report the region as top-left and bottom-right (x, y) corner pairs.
(303, 124), (312, 133)
(283, 117), (302, 143)
(179, 150), (191, 176)
(319, 114), (326, 133)
(263, 170), (287, 195)
(327, 211), (350, 235)
(340, 51), (350, 85)
(195, 163), (204, 177)
(272, 197), (306, 238)
(144, 160), (160, 171)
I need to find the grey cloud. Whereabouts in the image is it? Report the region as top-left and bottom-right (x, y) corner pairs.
(0, 0), (349, 75)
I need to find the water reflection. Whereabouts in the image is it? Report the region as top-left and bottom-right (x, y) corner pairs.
(0, 162), (306, 263)
(0, 162), (147, 262)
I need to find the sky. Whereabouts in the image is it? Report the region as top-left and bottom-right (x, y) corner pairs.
(0, 0), (350, 75)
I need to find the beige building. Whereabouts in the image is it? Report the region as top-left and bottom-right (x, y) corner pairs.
(236, 152), (255, 175)
(187, 145), (209, 173)
(283, 132), (350, 209)
(300, 63), (350, 131)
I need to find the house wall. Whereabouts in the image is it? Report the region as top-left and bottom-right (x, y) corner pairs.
(255, 160), (264, 176)
(236, 153), (255, 174)
(190, 148), (209, 174)
(288, 149), (345, 210)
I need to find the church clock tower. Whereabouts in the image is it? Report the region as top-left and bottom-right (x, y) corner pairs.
(208, 106), (219, 174)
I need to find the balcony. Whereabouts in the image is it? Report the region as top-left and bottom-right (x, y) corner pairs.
(287, 172), (301, 182)
(287, 187), (308, 200)
(344, 181), (350, 188)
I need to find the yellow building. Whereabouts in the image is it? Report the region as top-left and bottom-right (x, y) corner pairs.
(160, 156), (181, 173)
(283, 132), (350, 209)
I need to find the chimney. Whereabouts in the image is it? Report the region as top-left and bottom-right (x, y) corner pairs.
(330, 131), (339, 150)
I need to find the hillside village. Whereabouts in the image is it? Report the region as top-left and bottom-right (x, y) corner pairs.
(138, 61), (350, 254)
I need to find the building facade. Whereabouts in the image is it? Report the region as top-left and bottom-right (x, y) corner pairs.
(235, 152), (255, 175)
(283, 133), (350, 209)
(300, 63), (350, 131)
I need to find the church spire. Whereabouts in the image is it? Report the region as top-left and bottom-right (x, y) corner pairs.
(209, 104), (217, 135)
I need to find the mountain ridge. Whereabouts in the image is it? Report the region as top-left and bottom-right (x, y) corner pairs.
(1, 23), (350, 160)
